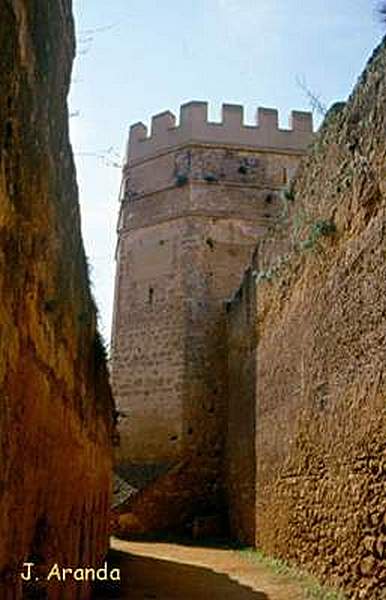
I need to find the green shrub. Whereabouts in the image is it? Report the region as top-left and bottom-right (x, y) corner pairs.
(301, 219), (336, 250)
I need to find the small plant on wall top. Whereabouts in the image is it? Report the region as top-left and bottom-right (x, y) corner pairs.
(300, 219), (336, 251)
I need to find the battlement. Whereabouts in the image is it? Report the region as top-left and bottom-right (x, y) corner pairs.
(127, 101), (314, 164)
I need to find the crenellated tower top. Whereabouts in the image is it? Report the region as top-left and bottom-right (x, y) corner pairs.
(127, 101), (314, 164)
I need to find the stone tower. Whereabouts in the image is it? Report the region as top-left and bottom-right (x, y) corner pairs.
(111, 101), (313, 517)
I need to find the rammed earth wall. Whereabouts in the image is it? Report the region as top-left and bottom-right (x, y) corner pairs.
(226, 39), (386, 599)
(0, 2), (114, 598)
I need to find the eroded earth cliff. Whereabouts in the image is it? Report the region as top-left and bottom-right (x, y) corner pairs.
(227, 38), (386, 598)
(0, 1), (114, 598)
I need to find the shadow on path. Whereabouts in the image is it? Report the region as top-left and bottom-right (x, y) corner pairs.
(93, 549), (269, 600)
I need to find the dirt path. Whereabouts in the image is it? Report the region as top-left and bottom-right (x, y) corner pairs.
(93, 537), (307, 600)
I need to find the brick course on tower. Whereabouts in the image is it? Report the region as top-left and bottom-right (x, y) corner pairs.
(111, 101), (313, 525)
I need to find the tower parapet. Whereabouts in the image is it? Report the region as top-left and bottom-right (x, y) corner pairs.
(127, 101), (313, 164)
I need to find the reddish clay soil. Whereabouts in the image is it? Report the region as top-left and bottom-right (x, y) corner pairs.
(94, 538), (307, 599)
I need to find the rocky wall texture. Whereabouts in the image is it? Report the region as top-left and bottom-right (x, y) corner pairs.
(237, 39), (386, 599)
(0, 1), (114, 598)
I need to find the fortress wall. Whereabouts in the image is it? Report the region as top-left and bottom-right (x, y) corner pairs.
(0, 2), (114, 597)
(226, 40), (386, 598)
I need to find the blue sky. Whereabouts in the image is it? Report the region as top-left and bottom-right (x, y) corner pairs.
(69, 0), (383, 339)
